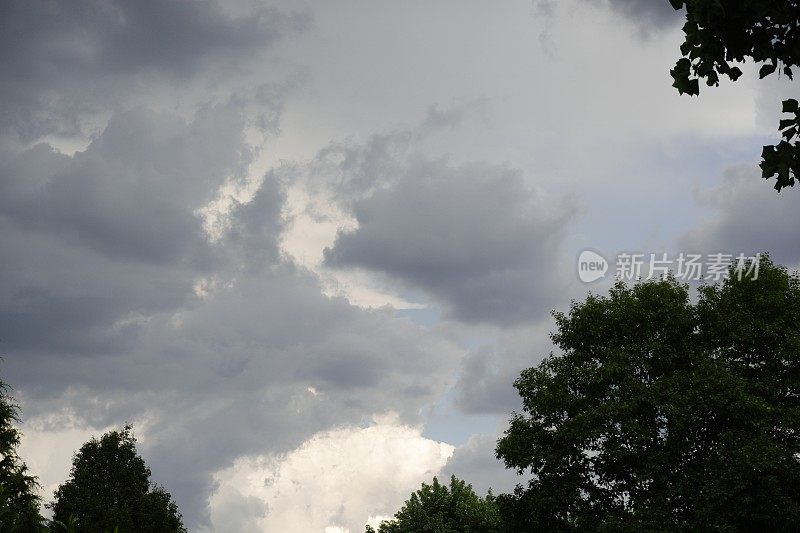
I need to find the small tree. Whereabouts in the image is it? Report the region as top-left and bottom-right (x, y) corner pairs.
(497, 257), (800, 531)
(50, 425), (185, 533)
(0, 371), (44, 532)
(366, 475), (502, 533)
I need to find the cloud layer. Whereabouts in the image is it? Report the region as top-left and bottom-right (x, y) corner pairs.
(0, 0), (307, 140)
(681, 165), (800, 268)
(2, 100), (466, 525)
(206, 416), (453, 532)
(3, 1), (792, 531)
(321, 141), (575, 325)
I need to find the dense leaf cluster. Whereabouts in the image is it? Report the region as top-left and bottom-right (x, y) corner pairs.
(668, 0), (800, 190)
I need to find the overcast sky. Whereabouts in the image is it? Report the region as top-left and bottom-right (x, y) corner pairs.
(2, 1), (797, 531)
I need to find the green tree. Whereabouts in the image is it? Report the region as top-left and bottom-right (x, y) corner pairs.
(366, 476), (502, 533)
(50, 425), (185, 533)
(496, 257), (800, 531)
(0, 370), (44, 532)
(668, 1), (800, 191)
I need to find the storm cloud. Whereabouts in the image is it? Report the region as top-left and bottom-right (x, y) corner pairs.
(0, 0), (308, 140)
(1, 101), (464, 525)
(681, 164), (800, 268)
(323, 158), (576, 325)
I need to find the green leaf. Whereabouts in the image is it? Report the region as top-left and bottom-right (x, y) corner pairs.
(674, 57), (692, 73)
(759, 63), (777, 78)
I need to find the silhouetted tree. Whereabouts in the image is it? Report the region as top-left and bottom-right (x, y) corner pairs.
(50, 425), (185, 533)
(0, 368), (44, 532)
(497, 257), (800, 531)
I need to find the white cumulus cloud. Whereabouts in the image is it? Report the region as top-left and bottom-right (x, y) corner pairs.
(206, 414), (454, 533)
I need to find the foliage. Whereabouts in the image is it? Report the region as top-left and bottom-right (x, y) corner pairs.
(366, 476), (502, 533)
(668, 0), (800, 190)
(496, 256), (800, 531)
(50, 425), (186, 533)
(48, 514), (80, 533)
(0, 370), (45, 532)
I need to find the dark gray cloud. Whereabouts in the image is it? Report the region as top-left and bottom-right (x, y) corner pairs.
(0, 99), (283, 358)
(0, 0), (308, 140)
(0, 222), (195, 355)
(1, 105), (252, 264)
(581, 0), (680, 31)
(0, 103), (262, 356)
(439, 433), (519, 496)
(222, 170), (287, 272)
(453, 330), (551, 415)
(323, 158), (575, 325)
(680, 165), (800, 268)
(454, 345), (524, 415)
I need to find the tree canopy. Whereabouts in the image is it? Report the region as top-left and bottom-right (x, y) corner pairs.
(366, 476), (502, 533)
(668, 0), (800, 191)
(496, 257), (800, 531)
(50, 425), (185, 533)
(0, 372), (44, 532)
